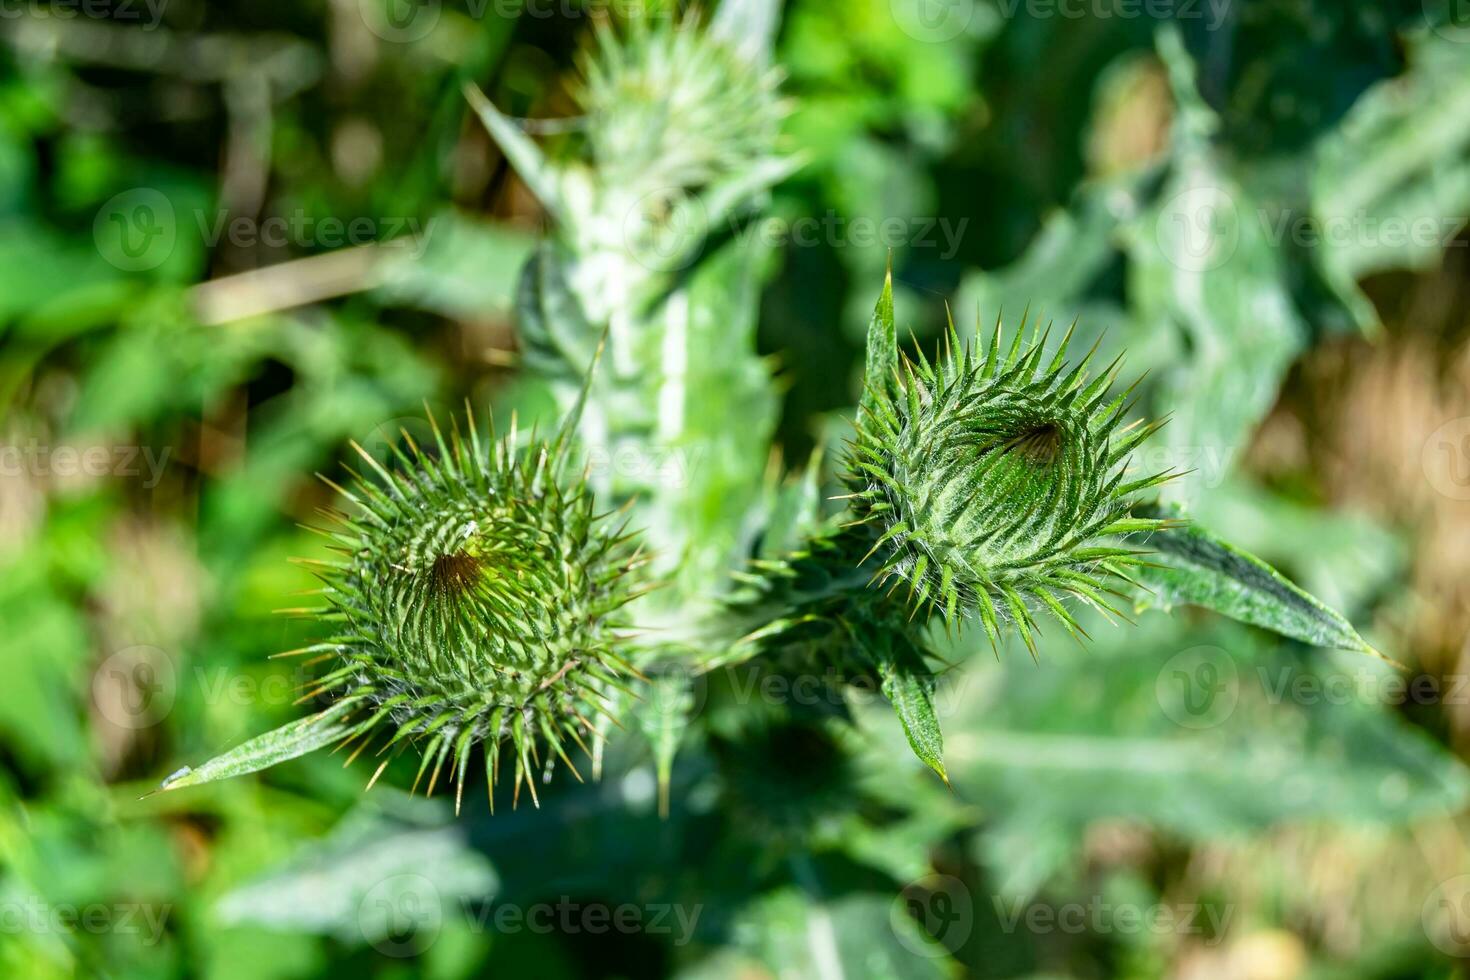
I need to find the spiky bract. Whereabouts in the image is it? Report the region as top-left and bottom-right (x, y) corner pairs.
(845, 312), (1176, 654)
(304, 411), (641, 810)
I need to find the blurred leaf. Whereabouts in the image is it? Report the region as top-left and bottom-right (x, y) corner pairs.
(940, 617), (1470, 895)
(754, 447), (827, 562)
(721, 858), (950, 980)
(959, 178), (1134, 330)
(1311, 29), (1470, 332)
(462, 84), (564, 222)
(216, 797), (496, 943)
(372, 210), (534, 321)
(0, 219), (126, 327)
(633, 672), (696, 818)
(0, 559), (91, 772)
(1128, 27), (1306, 506)
(710, 0), (782, 65)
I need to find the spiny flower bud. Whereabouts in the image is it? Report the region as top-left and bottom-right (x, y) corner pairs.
(845, 274), (1177, 654)
(576, 15), (785, 201)
(297, 400), (645, 812)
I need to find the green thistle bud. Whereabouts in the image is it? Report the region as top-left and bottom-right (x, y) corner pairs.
(576, 15), (784, 201)
(845, 273), (1177, 654)
(466, 12), (791, 295)
(158, 363), (647, 811)
(301, 405), (643, 811)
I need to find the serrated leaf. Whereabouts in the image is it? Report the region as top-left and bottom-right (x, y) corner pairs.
(156, 702), (359, 793)
(858, 263), (897, 420)
(861, 629), (947, 783)
(1130, 503), (1384, 660)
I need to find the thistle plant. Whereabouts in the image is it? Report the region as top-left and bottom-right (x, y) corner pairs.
(159, 8), (1383, 809)
(156, 269), (1383, 802)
